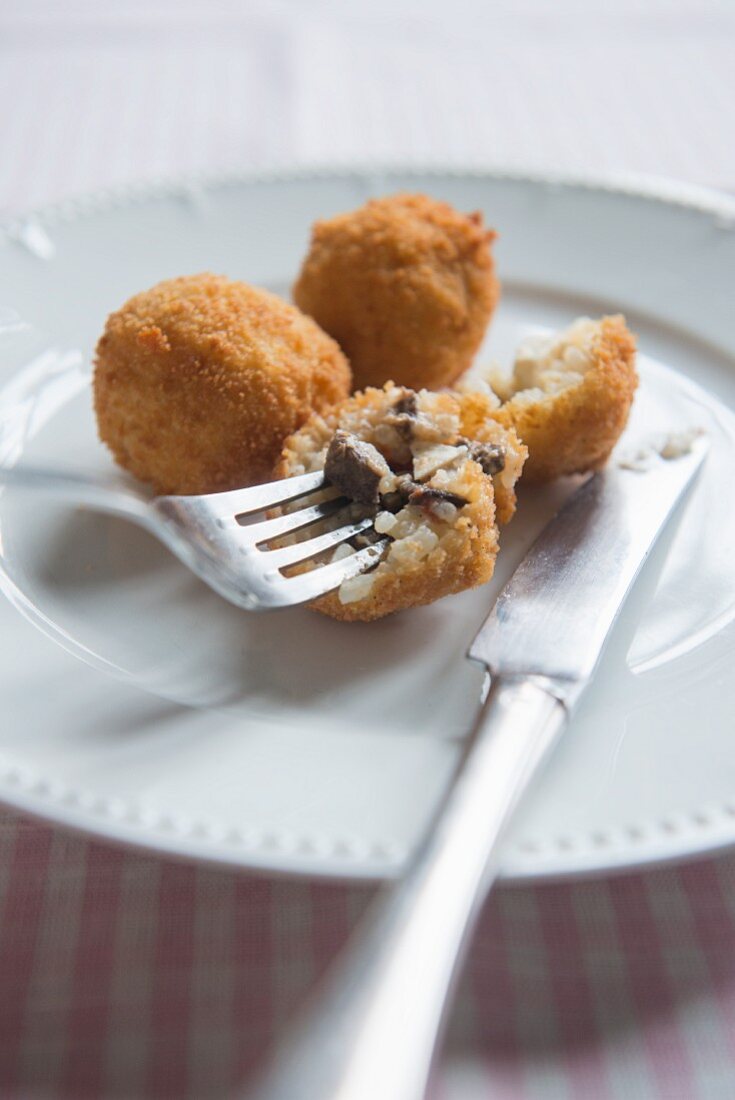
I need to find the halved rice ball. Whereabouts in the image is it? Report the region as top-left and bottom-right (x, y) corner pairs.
(486, 315), (638, 483)
(275, 383), (527, 622)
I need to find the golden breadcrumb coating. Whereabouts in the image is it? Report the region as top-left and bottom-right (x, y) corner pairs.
(275, 382), (526, 622)
(458, 393), (527, 525)
(313, 504), (496, 623)
(489, 315), (638, 483)
(293, 193), (499, 393)
(94, 273), (351, 495)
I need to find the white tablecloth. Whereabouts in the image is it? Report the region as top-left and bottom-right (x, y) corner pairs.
(1, 0), (734, 218)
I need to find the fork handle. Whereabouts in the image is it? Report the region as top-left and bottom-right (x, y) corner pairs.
(246, 675), (567, 1100)
(0, 463), (150, 524)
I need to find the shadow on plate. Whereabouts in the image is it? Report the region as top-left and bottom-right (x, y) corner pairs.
(2, 475), (591, 717)
(4, 465), (689, 723)
(34, 508), (173, 589)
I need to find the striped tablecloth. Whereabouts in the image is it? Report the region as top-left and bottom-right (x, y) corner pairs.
(3, 826), (735, 1099)
(1, 3), (735, 1097)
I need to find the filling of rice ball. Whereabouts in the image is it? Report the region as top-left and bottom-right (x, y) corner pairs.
(275, 384), (527, 621)
(491, 318), (603, 403)
(459, 315), (638, 484)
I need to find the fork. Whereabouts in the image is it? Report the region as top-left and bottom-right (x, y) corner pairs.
(0, 466), (388, 608)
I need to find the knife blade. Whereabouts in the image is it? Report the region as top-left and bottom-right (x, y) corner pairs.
(469, 436), (709, 706)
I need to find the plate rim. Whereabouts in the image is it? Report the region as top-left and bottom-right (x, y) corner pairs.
(4, 772), (735, 885)
(1, 163), (734, 883)
(2, 162), (735, 243)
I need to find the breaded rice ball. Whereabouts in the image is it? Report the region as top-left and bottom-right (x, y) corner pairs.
(275, 383), (526, 622)
(456, 392), (528, 525)
(94, 273), (351, 495)
(293, 193), (499, 393)
(461, 315), (637, 483)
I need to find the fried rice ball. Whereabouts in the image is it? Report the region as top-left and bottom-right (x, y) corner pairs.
(93, 273), (351, 495)
(459, 315), (638, 483)
(292, 193), (499, 393)
(275, 383), (526, 622)
(456, 392), (527, 525)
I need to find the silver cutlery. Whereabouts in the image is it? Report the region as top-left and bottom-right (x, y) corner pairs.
(244, 436), (708, 1100)
(0, 466), (387, 609)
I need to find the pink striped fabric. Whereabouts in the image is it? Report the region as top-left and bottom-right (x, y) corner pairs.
(61, 843), (125, 1097)
(3, 811), (735, 1098)
(608, 877), (697, 1097)
(2, 3), (735, 1097)
(0, 823), (54, 1089)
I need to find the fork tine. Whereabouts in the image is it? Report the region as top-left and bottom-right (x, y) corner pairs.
(272, 538), (390, 605)
(182, 470), (327, 519)
(241, 497), (348, 543)
(261, 517), (375, 568)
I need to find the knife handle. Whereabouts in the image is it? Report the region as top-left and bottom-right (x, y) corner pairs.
(245, 676), (567, 1100)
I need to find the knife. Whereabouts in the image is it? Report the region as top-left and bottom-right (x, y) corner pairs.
(246, 436), (709, 1100)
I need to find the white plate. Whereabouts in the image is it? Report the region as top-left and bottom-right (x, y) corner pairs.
(1, 168), (734, 882)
